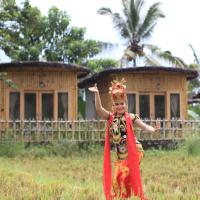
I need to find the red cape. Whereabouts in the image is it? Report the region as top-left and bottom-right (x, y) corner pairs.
(103, 112), (144, 199)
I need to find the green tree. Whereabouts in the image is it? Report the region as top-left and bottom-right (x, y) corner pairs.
(44, 7), (102, 63)
(0, 0), (19, 87)
(0, 0), (45, 60)
(0, 0), (102, 63)
(97, 0), (186, 67)
(86, 58), (119, 73)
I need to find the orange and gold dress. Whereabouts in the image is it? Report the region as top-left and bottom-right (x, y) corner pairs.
(109, 113), (144, 199)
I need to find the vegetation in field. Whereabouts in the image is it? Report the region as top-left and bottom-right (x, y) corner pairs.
(0, 139), (200, 199)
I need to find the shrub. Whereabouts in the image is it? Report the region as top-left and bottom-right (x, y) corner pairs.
(0, 142), (25, 157)
(187, 138), (200, 156)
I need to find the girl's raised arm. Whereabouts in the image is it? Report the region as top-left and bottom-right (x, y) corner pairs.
(88, 84), (110, 120)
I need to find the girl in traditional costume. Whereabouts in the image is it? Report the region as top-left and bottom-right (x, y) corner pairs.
(89, 79), (160, 200)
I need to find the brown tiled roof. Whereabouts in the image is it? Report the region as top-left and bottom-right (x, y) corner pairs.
(0, 61), (90, 78)
(79, 66), (199, 88)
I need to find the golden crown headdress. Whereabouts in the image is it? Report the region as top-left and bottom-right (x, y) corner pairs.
(109, 78), (127, 102)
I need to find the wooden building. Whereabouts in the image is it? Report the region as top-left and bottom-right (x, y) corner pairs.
(79, 66), (198, 120)
(0, 61), (90, 120)
(188, 92), (200, 104)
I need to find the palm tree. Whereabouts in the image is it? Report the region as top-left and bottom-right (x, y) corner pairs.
(186, 44), (200, 119)
(97, 0), (186, 67)
(188, 44), (200, 93)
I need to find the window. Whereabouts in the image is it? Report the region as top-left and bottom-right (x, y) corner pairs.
(139, 94), (150, 119)
(154, 95), (165, 119)
(127, 93), (136, 113)
(42, 93), (53, 120)
(24, 93), (36, 120)
(9, 92), (20, 120)
(170, 93), (180, 118)
(58, 92), (68, 120)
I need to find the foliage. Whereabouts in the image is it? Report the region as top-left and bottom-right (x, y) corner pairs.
(86, 58), (119, 73)
(97, 0), (186, 67)
(177, 137), (200, 156)
(0, 141), (103, 158)
(187, 138), (200, 156)
(0, 142), (24, 157)
(188, 105), (200, 119)
(0, 0), (102, 63)
(78, 95), (85, 119)
(43, 6), (102, 63)
(0, 72), (18, 89)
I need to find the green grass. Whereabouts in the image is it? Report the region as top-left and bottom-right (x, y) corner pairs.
(0, 141), (200, 199)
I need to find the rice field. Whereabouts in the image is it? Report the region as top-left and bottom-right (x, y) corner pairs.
(0, 143), (200, 200)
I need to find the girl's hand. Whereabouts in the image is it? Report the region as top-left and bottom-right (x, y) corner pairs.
(88, 83), (98, 93)
(154, 120), (161, 132)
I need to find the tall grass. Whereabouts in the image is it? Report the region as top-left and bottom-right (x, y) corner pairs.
(0, 139), (200, 199)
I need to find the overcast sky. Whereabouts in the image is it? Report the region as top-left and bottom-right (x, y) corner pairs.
(2, 0), (200, 65)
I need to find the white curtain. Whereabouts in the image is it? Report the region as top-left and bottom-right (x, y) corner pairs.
(10, 92), (20, 120)
(170, 94), (180, 118)
(59, 93), (68, 120)
(128, 94), (136, 113)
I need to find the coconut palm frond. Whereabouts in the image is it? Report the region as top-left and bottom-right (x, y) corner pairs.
(143, 54), (161, 66)
(97, 7), (112, 16)
(189, 63), (200, 70)
(134, 0), (145, 13)
(97, 7), (130, 39)
(140, 23), (156, 39)
(122, 0), (130, 18)
(98, 41), (119, 50)
(145, 44), (187, 67)
(138, 2), (165, 36)
(112, 13), (130, 38)
(125, 0), (144, 35)
(129, 0), (144, 30)
(124, 48), (137, 59)
(189, 44), (200, 64)
(145, 44), (161, 53)
(158, 51), (187, 68)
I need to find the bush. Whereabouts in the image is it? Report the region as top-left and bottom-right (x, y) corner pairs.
(0, 142), (25, 157)
(187, 138), (200, 156)
(0, 141), (104, 158)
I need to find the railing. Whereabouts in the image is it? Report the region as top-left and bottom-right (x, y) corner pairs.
(0, 119), (200, 143)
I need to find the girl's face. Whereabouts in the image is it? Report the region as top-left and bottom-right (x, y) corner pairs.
(112, 101), (127, 114)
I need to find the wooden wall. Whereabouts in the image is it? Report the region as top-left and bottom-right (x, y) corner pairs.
(96, 72), (188, 120)
(0, 69), (78, 120)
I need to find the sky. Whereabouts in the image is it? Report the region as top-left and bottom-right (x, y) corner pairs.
(2, 0), (200, 65)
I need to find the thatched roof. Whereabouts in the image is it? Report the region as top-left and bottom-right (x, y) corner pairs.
(79, 66), (199, 88)
(0, 61), (90, 78)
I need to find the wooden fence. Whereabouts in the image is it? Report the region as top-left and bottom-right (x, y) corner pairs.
(0, 119), (199, 143)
